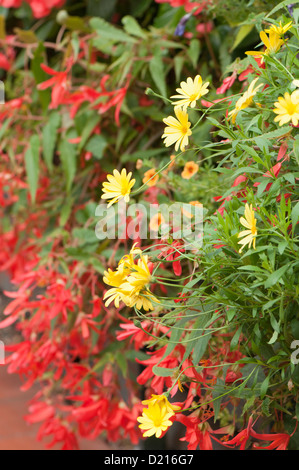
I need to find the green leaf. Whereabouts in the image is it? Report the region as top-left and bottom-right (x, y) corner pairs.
(64, 16), (90, 33)
(152, 365), (177, 377)
(187, 39), (201, 69)
(260, 374), (270, 399)
(230, 327), (242, 350)
(231, 24), (254, 51)
(25, 135), (40, 204)
(0, 15), (6, 39)
(212, 378), (226, 422)
(293, 139), (299, 165)
(42, 113), (61, 173)
(115, 351), (127, 376)
(58, 140), (77, 192)
(85, 134), (107, 160)
(291, 201), (299, 232)
(264, 265), (289, 288)
(72, 227), (97, 246)
(0, 118), (11, 140)
(31, 42), (51, 112)
(122, 15), (147, 39)
(59, 198), (73, 227)
(174, 55), (185, 83)
(149, 53), (167, 98)
(14, 27), (38, 43)
(79, 114), (101, 151)
(90, 17), (137, 44)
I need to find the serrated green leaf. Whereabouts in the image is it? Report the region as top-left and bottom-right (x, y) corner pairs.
(90, 17), (137, 44)
(122, 15), (147, 38)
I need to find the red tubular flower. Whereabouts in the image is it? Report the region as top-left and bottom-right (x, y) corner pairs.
(250, 429), (290, 450)
(3, 0), (67, 18)
(38, 61), (72, 109)
(178, 414), (231, 450)
(155, 0), (210, 14)
(216, 72), (237, 95)
(221, 417), (255, 450)
(157, 240), (185, 276)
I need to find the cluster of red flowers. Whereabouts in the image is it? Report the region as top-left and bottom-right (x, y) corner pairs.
(155, 0), (210, 15)
(0, 0), (66, 18)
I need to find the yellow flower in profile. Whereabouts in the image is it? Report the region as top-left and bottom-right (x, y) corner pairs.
(142, 394), (181, 414)
(181, 161), (199, 179)
(118, 243), (142, 272)
(246, 30), (284, 59)
(162, 107), (192, 152)
(228, 77), (263, 124)
(273, 90), (299, 126)
(103, 248), (158, 311)
(123, 255), (152, 295)
(170, 75), (209, 110)
(101, 169), (135, 207)
(103, 268), (127, 288)
(264, 21), (293, 37)
(137, 402), (174, 438)
(238, 203), (257, 253)
(143, 168), (159, 187)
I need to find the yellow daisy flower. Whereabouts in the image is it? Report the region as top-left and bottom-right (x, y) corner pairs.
(273, 90), (299, 126)
(162, 107), (192, 152)
(228, 77), (263, 124)
(142, 394), (181, 414)
(101, 168), (136, 207)
(264, 21), (293, 37)
(170, 75), (209, 110)
(238, 203), (257, 253)
(137, 402), (174, 438)
(246, 30), (285, 59)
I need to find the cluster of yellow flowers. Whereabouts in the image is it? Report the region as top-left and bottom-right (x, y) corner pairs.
(137, 394), (181, 438)
(103, 244), (158, 311)
(229, 21), (299, 126)
(246, 21), (292, 60)
(162, 75), (209, 152)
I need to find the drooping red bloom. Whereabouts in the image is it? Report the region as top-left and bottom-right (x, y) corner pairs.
(177, 414), (231, 450)
(1, 0), (67, 18)
(155, 0), (210, 14)
(157, 239), (185, 276)
(38, 60), (72, 109)
(250, 429), (291, 450)
(65, 75), (130, 126)
(216, 71), (237, 95)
